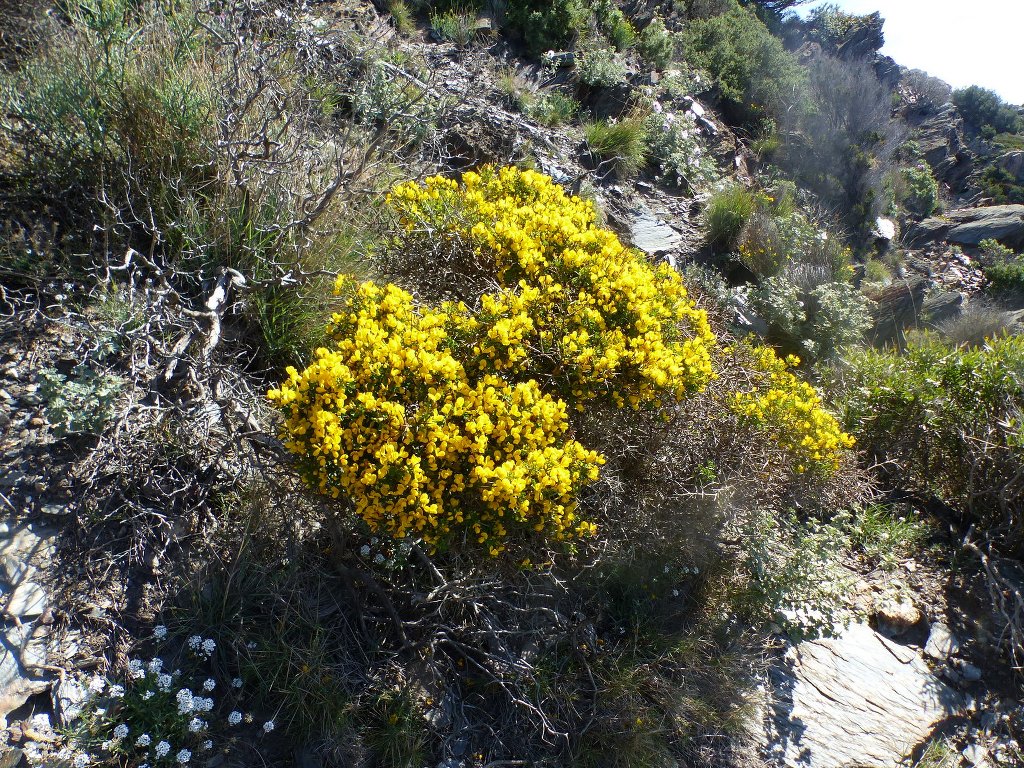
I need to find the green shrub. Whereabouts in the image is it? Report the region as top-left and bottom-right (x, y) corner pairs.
(430, 7), (478, 46)
(504, 0), (587, 57)
(645, 111), (719, 191)
(980, 238), (1024, 296)
(704, 184), (756, 252)
(576, 47), (629, 87)
(862, 258), (892, 286)
(637, 15), (676, 70)
(681, 1), (804, 125)
(594, 2), (637, 52)
(833, 336), (1024, 553)
(39, 365), (124, 438)
(748, 277), (871, 362)
(953, 85), (1023, 135)
(526, 91), (580, 126)
(585, 117), (650, 177)
(900, 165), (940, 217)
(979, 164), (1024, 205)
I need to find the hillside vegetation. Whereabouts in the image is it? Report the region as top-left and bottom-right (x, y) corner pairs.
(0, 1), (1021, 767)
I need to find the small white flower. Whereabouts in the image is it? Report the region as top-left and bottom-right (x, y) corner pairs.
(189, 717), (206, 732)
(140, 765), (150, 768)
(196, 697), (214, 712)
(228, 711), (242, 725)
(88, 676), (106, 693)
(101, 741), (112, 751)
(176, 688), (195, 714)
(360, 544), (371, 557)
(202, 678), (215, 691)
(158, 674), (173, 691)
(246, 641), (257, 650)
(148, 658), (163, 675)
(187, 635), (202, 650)
(232, 677), (243, 688)
(112, 723), (129, 739)
(142, 690), (154, 700)
(201, 740), (213, 752)
(109, 684), (125, 698)
(262, 720), (275, 733)
(153, 625), (168, 640)
(72, 754), (90, 768)
(129, 659), (145, 678)
(155, 741), (171, 758)
(373, 553), (386, 564)
(136, 734), (151, 747)
(202, 639), (216, 655)
(176, 748), (191, 764)
(672, 589), (680, 597)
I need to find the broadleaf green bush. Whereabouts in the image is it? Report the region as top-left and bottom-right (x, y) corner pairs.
(833, 336), (1024, 553)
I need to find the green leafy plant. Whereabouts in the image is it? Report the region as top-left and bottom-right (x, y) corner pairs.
(833, 335), (1024, 554)
(430, 7), (478, 46)
(681, 1), (804, 126)
(980, 238), (1024, 296)
(645, 111), (718, 191)
(576, 47), (628, 87)
(900, 165), (940, 217)
(526, 91), (580, 126)
(38, 366), (124, 437)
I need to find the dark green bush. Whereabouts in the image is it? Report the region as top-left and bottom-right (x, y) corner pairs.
(900, 165), (940, 217)
(681, 1), (804, 126)
(980, 238), (1024, 296)
(832, 336), (1024, 553)
(504, 0), (587, 57)
(953, 85), (1023, 135)
(979, 165), (1024, 205)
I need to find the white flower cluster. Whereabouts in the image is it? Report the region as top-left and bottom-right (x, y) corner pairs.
(187, 635), (217, 658)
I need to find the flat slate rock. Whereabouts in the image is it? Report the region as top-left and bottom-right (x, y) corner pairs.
(629, 208), (682, 255)
(761, 623), (964, 768)
(907, 205), (1024, 250)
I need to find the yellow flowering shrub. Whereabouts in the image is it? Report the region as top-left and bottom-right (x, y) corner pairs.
(268, 168), (856, 556)
(729, 346), (854, 473)
(388, 166), (716, 409)
(267, 279), (603, 555)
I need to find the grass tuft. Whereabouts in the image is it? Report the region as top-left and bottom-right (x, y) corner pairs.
(585, 117), (650, 178)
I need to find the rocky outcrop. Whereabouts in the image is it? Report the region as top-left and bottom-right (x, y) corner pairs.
(998, 151), (1024, 184)
(761, 623), (965, 768)
(834, 12), (884, 60)
(912, 104), (974, 190)
(907, 205), (1024, 250)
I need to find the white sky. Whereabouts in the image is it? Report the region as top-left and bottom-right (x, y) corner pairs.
(799, 0), (1024, 105)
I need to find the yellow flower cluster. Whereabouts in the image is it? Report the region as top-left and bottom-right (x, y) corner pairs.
(388, 166), (717, 409)
(729, 346), (855, 473)
(267, 280), (603, 555)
